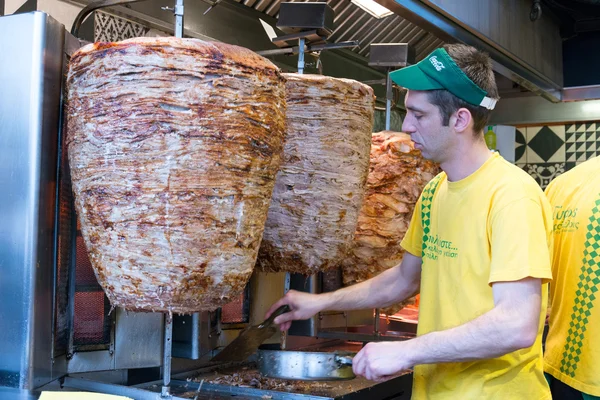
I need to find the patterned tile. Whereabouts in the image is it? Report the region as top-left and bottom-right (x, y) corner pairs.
(523, 162), (566, 190)
(515, 128), (527, 164)
(566, 122), (600, 164)
(95, 11), (148, 42)
(526, 125), (565, 163)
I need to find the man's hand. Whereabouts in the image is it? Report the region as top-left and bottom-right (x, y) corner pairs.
(352, 342), (412, 381)
(264, 290), (324, 331)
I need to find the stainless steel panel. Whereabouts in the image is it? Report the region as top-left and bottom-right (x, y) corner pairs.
(490, 95), (600, 125)
(288, 274), (320, 337)
(0, 11), (64, 389)
(114, 309), (163, 369)
(173, 314), (201, 359)
(562, 85), (600, 102)
(67, 351), (114, 374)
(67, 309), (164, 373)
(172, 312), (219, 360)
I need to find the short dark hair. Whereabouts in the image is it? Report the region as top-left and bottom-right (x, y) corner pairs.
(426, 44), (499, 134)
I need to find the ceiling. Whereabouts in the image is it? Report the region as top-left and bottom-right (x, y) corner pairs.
(231, 0), (445, 61)
(542, 0), (600, 38)
(232, 0), (537, 99)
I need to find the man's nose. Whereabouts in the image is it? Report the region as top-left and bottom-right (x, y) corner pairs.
(402, 116), (416, 134)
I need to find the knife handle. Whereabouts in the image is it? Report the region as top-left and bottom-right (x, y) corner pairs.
(260, 305), (291, 328)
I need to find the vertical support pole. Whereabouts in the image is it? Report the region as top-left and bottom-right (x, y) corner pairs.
(161, 312), (173, 398)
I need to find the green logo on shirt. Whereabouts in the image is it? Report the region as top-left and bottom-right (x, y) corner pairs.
(553, 205), (580, 233)
(423, 234), (460, 260)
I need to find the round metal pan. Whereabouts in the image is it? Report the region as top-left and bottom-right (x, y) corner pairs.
(257, 347), (355, 381)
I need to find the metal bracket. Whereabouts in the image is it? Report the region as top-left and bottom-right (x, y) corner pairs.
(203, 0), (221, 16)
(272, 30), (326, 47)
(256, 40), (359, 57)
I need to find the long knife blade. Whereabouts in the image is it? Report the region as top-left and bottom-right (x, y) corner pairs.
(211, 305), (290, 362)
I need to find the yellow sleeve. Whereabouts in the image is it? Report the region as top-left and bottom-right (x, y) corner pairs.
(544, 178), (556, 203)
(488, 197), (553, 284)
(401, 196), (424, 257)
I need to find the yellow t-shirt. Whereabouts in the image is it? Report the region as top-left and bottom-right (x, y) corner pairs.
(544, 156), (600, 396)
(401, 152), (553, 400)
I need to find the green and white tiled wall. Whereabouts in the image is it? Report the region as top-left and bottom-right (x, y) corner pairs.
(515, 122), (600, 189)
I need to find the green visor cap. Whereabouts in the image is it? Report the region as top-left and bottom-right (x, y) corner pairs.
(389, 48), (497, 110)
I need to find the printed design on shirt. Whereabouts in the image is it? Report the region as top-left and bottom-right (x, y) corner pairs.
(421, 175), (443, 257)
(424, 234), (460, 260)
(560, 196), (600, 377)
(553, 205), (580, 234)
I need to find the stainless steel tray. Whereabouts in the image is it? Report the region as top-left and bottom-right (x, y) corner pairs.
(257, 348), (355, 381)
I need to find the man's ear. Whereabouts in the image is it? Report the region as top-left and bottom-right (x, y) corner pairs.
(451, 108), (473, 133)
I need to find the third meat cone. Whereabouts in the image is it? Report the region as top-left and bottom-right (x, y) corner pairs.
(341, 131), (440, 315)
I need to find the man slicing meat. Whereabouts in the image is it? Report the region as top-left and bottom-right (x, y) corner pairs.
(266, 44), (553, 399)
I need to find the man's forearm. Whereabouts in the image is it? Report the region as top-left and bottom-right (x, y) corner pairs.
(319, 263), (420, 312)
(405, 301), (540, 366)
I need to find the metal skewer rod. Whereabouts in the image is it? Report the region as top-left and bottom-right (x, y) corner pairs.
(284, 272), (291, 294)
(385, 69), (392, 131)
(174, 0), (184, 38)
(297, 38), (305, 74)
(160, 3), (181, 393)
(281, 271), (292, 350)
(161, 312), (173, 398)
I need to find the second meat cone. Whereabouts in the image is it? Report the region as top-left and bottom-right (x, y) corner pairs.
(257, 73), (375, 274)
(66, 38), (287, 313)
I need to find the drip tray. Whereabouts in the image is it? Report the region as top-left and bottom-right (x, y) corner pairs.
(145, 372), (412, 399)
(136, 360), (412, 400)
